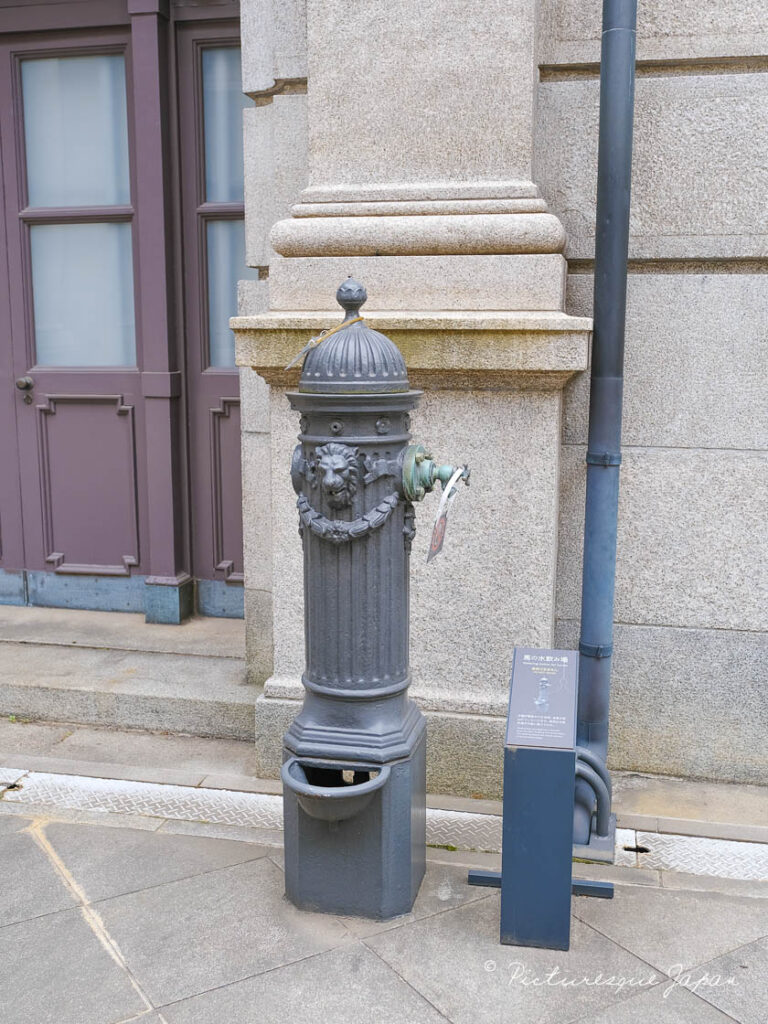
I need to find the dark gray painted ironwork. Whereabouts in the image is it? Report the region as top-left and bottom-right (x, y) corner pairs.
(468, 871), (614, 900)
(575, 0), (638, 847)
(500, 647), (580, 949)
(500, 745), (578, 949)
(282, 279), (465, 919)
(468, 647), (613, 950)
(575, 761), (611, 838)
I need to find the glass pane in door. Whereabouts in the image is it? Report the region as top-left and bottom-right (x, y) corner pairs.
(206, 219), (258, 368)
(202, 47), (249, 203)
(30, 222), (136, 366)
(22, 55), (130, 207)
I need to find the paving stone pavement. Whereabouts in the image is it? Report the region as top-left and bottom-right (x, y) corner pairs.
(1, 808), (766, 1024)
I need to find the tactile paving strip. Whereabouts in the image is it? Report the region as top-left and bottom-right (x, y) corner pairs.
(613, 828), (639, 867)
(5, 770), (506, 850)
(5, 771), (284, 831)
(636, 830), (768, 882)
(4, 770), (767, 878)
(426, 808), (502, 852)
(0, 767), (27, 787)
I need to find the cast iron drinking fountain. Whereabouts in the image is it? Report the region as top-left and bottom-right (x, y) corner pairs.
(280, 278), (470, 919)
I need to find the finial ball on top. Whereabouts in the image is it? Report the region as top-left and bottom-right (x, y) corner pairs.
(336, 277), (367, 313)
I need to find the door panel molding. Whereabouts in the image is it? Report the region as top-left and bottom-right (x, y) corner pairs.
(37, 393), (141, 575)
(210, 395), (243, 582)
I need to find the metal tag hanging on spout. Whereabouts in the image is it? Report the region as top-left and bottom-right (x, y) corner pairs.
(427, 465), (468, 563)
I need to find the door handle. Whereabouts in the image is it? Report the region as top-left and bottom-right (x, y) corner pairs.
(15, 375), (34, 391)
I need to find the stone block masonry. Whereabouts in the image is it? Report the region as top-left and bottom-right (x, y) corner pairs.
(536, 2), (768, 785)
(234, 0), (768, 792)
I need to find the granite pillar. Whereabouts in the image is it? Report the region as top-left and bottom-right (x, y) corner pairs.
(234, 0), (590, 796)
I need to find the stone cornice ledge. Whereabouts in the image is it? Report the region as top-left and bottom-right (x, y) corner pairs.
(232, 310), (591, 390)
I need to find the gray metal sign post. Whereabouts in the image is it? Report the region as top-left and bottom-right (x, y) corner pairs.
(469, 648), (613, 950)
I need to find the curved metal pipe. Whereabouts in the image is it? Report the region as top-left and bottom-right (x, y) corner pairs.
(575, 0), (638, 846)
(575, 762), (611, 838)
(576, 745), (612, 798)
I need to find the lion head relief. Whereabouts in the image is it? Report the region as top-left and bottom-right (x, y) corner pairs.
(315, 442), (360, 509)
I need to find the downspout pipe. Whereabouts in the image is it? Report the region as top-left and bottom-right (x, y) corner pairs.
(574, 0), (637, 846)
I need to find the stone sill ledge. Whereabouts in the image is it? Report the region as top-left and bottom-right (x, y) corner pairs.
(263, 675), (510, 718)
(231, 310), (591, 332)
(232, 310), (590, 390)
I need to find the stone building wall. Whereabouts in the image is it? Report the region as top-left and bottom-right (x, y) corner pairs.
(536, 1), (768, 784)
(237, 0), (308, 683)
(237, 0), (767, 788)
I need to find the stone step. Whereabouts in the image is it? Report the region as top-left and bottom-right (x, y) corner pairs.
(0, 604), (244, 658)
(0, 718), (261, 787)
(0, 607), (254, 740)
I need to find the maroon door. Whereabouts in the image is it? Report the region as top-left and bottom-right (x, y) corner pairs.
(0, 109), (26, 605)
(0, 2), (250, 622)
(176, 23), (255, 617)
(0, 29), (153, 612)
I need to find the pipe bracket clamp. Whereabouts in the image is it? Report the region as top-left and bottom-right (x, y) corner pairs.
(579, 641), (614, 658)
(586, 452), (622, 466)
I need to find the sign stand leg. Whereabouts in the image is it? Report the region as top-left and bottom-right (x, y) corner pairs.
(468, 870), (614, 900)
